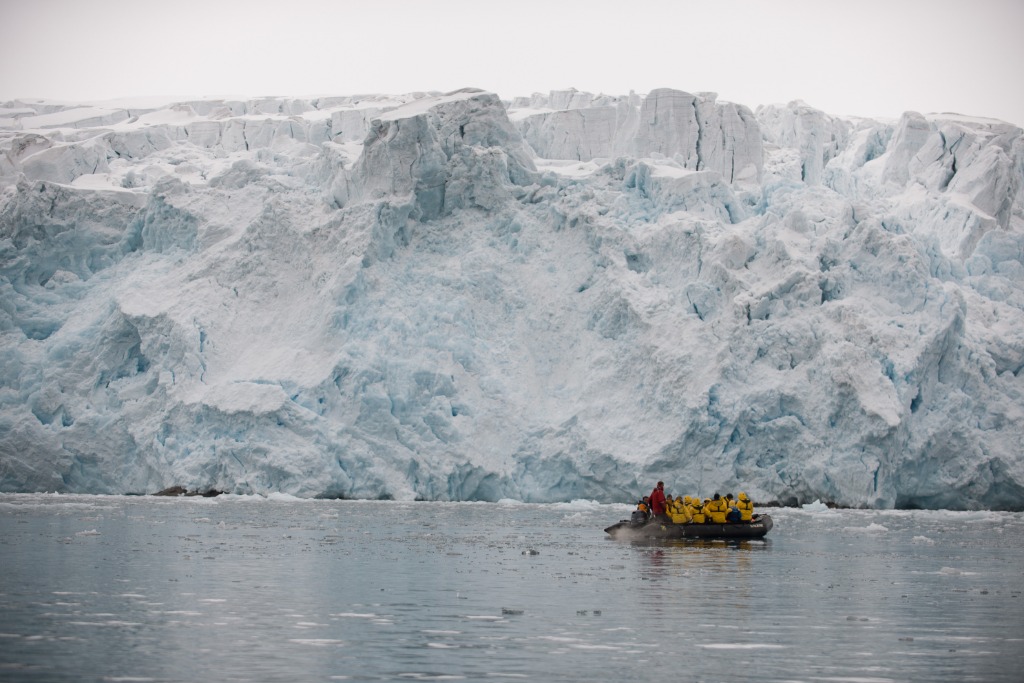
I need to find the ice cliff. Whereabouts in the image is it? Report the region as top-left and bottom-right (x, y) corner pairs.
(2, 87), (1023, 509)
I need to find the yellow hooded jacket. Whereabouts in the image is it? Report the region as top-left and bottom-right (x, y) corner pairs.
(736, 492), (754, 522)
(689, 498), (706, 524)
(668, 497), (691, 524)
(706, 496), (729, 524)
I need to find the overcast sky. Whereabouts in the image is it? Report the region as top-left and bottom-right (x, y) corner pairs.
(2, 0), (1022, 126)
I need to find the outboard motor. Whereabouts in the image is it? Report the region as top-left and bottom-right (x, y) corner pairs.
(630, 510), (648, 524)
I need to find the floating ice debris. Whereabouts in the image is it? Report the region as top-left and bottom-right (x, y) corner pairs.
(75, 529), (100, 536)
(938, 567), (978, 576)
(843, 523), (889, 533)
(699, 643), (787, 649)
(287, 638), (345, 646)
(522, 549), (539, 555)
(801, 500), (829, 512)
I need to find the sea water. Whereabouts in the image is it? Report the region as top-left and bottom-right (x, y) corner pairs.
(1, 494), (1022, 682)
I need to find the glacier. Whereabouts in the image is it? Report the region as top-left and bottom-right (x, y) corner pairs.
(1, 87), (1023, 510)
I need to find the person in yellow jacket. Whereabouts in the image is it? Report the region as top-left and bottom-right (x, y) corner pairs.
(736, 492), (754, 522)
(668, 495), (691, 524)
(705, 493), (729, 524)
(689, 496), (706, 524)
(663, 495), (677, 519)
(681, 495), (693, 517)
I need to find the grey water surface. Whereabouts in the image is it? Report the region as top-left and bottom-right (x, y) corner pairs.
(1, 494), (1022, 682)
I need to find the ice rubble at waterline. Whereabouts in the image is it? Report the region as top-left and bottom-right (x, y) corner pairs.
(1, 87), (1023, 510)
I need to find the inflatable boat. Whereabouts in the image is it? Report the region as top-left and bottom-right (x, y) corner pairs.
(604, 514), (773, 540)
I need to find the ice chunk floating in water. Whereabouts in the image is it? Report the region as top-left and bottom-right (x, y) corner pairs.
(1, 89), (1024, 509)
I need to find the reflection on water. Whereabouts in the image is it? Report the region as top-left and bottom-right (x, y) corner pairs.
(629, 537), (772, 551)
(0, 495), (1022, 682)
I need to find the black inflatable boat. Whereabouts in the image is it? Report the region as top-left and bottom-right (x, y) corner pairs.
(604, 514), (773, 540)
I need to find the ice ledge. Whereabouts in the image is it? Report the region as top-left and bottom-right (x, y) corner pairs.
(188, 382), (289, 416)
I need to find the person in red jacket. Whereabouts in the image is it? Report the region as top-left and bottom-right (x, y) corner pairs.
(649, 481), (668, 519)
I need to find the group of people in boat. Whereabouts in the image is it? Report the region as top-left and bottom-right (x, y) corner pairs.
(634, 481), (754, 525)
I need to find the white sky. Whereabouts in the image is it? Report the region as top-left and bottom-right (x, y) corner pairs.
(2, 0), (1022, 126)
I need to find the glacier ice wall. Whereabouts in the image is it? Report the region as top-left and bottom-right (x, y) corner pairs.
(1, 88), (1023, 509)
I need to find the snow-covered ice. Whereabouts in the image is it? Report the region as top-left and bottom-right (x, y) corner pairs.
(1, 87), (1023, 509)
